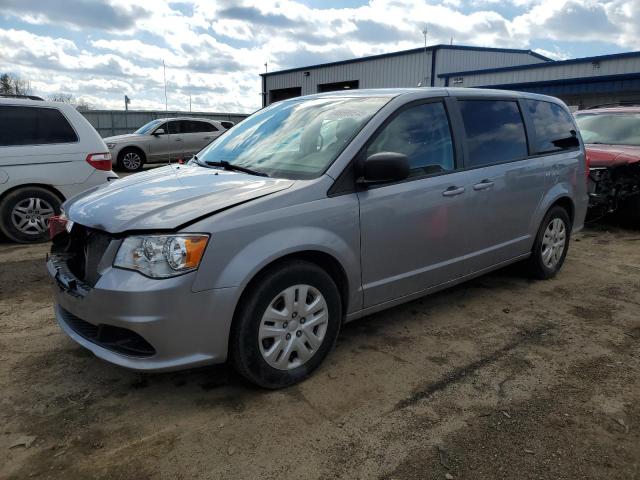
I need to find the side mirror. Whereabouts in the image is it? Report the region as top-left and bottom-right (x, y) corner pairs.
(359, 152), (410, 185)
(153, 128), (165, 136)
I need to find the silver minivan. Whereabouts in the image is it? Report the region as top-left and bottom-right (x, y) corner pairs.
(48, 88), (588, 388)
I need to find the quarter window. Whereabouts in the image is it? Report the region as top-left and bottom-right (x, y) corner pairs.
(459, 100), (528, 167)
(185, 121), (217, 133)
(367, 102), (455, 176)
(525, 100), (577, 153)
(0, 106), (78, 146)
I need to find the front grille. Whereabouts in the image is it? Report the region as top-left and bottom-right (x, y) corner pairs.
(60, 307), (156, 358)
(65, 226), (112, 287)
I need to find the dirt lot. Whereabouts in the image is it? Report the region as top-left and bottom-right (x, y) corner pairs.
(1, 222), (639, 480)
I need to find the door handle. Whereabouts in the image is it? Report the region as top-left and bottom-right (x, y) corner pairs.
(442, 186), (465, 197)
(473, 179), (494, 191)
(175, 138), (183, 142)
(203, 136), (213, 140)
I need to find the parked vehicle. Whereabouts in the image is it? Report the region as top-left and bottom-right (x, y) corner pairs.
(0, 96), (117, 243)
(47, 88), (587, 388)
(574, 105), (640, 220)
(104, 117), (229, 172)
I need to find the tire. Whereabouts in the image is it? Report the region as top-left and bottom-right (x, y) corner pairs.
(117, 148), (145, 172)
(230, 260), (342, 389)
(527, 206), (571, 280)
(0, 187), (62, 243)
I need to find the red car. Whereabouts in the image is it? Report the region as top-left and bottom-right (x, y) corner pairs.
(574, 105), (640, 220)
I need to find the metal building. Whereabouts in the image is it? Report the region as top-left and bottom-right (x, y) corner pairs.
(261, 44), (549, 106)
(438, 50), (640, 109)
(261, 45), (640, 110)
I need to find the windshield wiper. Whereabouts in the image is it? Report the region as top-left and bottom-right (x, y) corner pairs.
(204, 160), (269, 177)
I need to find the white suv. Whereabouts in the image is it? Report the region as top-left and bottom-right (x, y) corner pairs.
(0, 95), (117, 243)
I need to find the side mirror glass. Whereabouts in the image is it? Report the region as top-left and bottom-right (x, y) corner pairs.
(359, 152), (410, 185)
(154, 128), (165, 136)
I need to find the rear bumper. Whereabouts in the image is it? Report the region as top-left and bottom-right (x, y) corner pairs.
(48, 255), (239, 372)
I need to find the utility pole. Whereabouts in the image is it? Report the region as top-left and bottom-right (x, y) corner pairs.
(162, 60), (168, 112)
(189, 94), (192, 112)
(422, 25), (429, 87)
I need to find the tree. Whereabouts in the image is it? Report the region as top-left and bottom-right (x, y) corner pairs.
(48, 93), (74, 103)
(0, 74), (12, 94)
(0, 73), (32, 95)
(48, 92), (92, 111)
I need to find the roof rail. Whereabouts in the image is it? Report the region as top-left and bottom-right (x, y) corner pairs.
(586, 101), (640, 109)
(0, 94), (44, 101)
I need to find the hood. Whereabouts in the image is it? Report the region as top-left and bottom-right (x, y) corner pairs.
(585, 144), (640, 168)
(103, 133), (142, 143)
(65, 164), (294, 233)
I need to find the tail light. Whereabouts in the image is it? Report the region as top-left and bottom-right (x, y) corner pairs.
(86, 152), (112, 171)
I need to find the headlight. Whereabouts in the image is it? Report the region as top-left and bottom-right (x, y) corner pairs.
(114, 234), (209, 278)
(106, 143), (117, 149)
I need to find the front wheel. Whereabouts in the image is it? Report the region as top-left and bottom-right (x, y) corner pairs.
(117, 148), (145, 172)
(0, 187), (61, 243)
(527, 206), (571, 279)
(230, 260), (342, 389)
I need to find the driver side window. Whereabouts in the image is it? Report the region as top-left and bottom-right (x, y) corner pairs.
(367, 102), (455, 176)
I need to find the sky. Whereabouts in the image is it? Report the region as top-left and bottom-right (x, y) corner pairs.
(0, 0), (638, 114)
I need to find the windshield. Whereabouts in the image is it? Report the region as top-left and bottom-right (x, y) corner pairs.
(196, 96), (390, 179)
(575, 113), (640, 146)
(135, 119), (163, 135)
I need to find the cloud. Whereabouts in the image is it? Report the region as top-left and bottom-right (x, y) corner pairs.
(0, 0), (150, 31)
(218, 6), (298, 28)
(0, 0), (638, 114)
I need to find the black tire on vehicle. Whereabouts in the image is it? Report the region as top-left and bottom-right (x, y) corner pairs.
(0, 187), (62, 243)
(230, 260), (342, 389)
(528, 206), (571, 280)
(117, 147), (145, 172)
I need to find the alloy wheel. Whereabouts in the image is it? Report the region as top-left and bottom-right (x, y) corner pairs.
(122, 152), (142, 170)
(10, 197), (55, 236)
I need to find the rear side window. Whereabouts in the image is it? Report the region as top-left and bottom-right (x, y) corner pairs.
(525, 100), (577, 153)
(0, 106), (78, 146)
(367, 102), (454, 176)
(459, 100), (528, 167)
(185, 121), (217, 133)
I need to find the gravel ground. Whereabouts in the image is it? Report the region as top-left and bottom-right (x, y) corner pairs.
(1, 222), (639, 479)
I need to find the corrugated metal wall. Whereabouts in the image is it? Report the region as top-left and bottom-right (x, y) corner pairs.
(433, 49), (547, 86)
(81, 110), (250, 138)
(265, 50), (432, 95)
(264, 47), (546, 101)
(450, 56), (640, 87)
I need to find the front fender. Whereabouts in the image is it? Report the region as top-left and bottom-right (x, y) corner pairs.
(191, 194), (362, 314)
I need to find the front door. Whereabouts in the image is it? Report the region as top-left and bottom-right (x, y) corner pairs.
(357, 99), (474, 308)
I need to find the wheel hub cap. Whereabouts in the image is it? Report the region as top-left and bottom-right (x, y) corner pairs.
(258, 284), (329, 371)
(123, 152), (141, 169)
(11, 197), (55, 235)
(541, 218), (566, 269)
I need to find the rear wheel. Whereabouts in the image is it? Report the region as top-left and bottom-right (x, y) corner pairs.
(0, 187), (61, 243)
(117, 148), (145, 172)
(527, 206), (571, 279)
(230, 260), (342, 389)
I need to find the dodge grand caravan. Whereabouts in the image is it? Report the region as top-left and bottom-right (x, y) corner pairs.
(47, 88), (588, 388)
